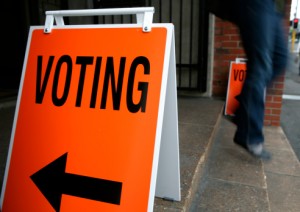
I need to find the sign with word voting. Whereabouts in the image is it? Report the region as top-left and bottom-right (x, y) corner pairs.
(225, 59), (247, 116)
(0, 9), (180, 212)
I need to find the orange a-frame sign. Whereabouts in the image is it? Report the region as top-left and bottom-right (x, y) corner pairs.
(0, 8), (180, 212)
(225, 59), (247, 116)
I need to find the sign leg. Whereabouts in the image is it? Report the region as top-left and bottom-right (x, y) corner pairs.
(155, 35), (181, 201)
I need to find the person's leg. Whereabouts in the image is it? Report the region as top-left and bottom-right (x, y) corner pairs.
(233, 0), (277, 158)
(271, 14), (288, 81)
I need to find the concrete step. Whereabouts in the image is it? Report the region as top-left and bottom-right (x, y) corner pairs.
(154, 96), (225, 211)
(189, 116), (270, 211)
(154, 96), (300, 212)
(189, 116), (300, 211)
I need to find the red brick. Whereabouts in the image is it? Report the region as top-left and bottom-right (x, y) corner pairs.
(265, 109), (271, 115)
(270, 120), (280, 126)
(267, 89), (283, 95)
(228, 48), (245, 55)
(273, 96), (283, 102)
(272, 109), (281, 115)
(264, 115), (280, 122)
(215, 35), (231, 42)
(275, 83), (284, 89)
(214, 61), (230, 67)
(222, 41), (239, 48)
(265, 102), (282, 109)
(265, 96), (273, 102)
(223, 28), (239, 35)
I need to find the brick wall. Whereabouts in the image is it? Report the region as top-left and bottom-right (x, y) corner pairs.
(212, 0), (291, 126)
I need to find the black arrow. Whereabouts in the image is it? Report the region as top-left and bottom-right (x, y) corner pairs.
(30, 153), (122, 212)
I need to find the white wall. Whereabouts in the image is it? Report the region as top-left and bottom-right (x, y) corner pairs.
(290, 0), (300, 20)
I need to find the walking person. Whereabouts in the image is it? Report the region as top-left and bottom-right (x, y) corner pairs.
(209, 0), (288, 160)
(233, 0), (288, 160)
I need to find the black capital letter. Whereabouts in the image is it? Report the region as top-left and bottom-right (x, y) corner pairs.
(101, 57), (126, 110)
(36, 56), (54, 104)
(52, 55), (72, 106)
(90, 57), (102, 108)
(233, 69), (239, 81)
(127, 56), (149, 113)
(75, 56), (94, 107)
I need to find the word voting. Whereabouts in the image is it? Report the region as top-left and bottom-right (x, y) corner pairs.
(35, 55), (151, 113)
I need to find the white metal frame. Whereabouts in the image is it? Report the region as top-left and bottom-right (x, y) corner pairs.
(44, 7), (154, 33)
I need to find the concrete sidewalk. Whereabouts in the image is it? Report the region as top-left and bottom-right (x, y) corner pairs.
(155, 96), (300, 211)
(0, 96), (299, 211)
(189, 116), (300, 211)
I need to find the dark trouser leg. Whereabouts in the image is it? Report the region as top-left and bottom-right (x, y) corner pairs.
(271, 15), (288, 81)
(233, 0), (287, 147)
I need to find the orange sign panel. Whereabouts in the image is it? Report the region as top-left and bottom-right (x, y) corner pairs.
(1, 26), (171, 211)
(225, 61), (247, 116)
